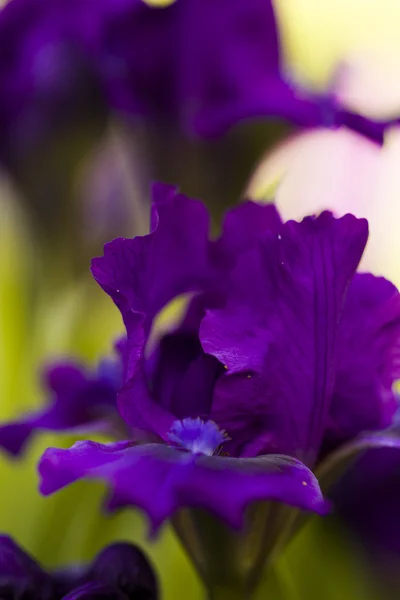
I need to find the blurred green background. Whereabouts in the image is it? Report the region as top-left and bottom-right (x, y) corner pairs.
(1, 0), (400, 598)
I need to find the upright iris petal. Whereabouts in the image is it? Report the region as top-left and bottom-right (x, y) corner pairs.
(200, 212), (368, 463)
(91, 182), (212, 335)
(324, 274), (400, 453)
(38, 184), (400, 598)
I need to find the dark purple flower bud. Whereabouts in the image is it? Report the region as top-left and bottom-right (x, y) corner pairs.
(77, 542), (158, 600)
(333, 446), (400, 556)
(329, 418), (400, 596)
(0, 536), (158, 600)
(0, 535), (53, 599)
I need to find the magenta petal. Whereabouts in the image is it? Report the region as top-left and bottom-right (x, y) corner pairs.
(201, 212), (368, 462)
(38, 440), (329, 534)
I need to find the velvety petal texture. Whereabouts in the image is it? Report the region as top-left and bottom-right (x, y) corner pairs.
(0, 536), (158, 600)
(92, 187), (285, 439)
(201, 212), (368, 464)
(91, 183), (211, 333)
(39, 441), (329, 534)
(45, 190), (400, 510)
(92, 188), (296, 440)
(210, 200), (282, 273)
(0, 343), (125, 456)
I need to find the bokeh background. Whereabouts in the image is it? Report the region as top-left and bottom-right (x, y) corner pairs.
(1, 0), (400, 598)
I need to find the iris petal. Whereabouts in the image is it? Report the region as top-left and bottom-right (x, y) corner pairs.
(39, 440), (329, 536)
(201, 212), (368, 463)
(325, 273), (400, 452)
(0, 358), (122, 457)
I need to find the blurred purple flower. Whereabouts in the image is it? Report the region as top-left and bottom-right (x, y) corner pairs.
(38, 183), (400, 595)
(0, 0), (392, 164)
(71, 0), (395, 143)
(0, 536), (158, 599)
(334, 444), (400, 557)
(97, 0), (336, 136)
(0, 339), (127, 457)
(0, 0), (394, 252)
(0, 0), (107, 168)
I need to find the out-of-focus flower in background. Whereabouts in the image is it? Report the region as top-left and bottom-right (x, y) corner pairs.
(0, 338), (127, 457)
(0, 0), (394, 250)
(0, 536), (158, 599)
(0, 0), (109, 266)
(332, 442), (400, 597)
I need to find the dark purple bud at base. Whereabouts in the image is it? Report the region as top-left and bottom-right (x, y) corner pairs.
(0, 536), (158, 600)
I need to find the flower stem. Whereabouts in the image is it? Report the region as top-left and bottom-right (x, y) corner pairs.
(207, 586), (254, 600)
(274, 558), (301, 600)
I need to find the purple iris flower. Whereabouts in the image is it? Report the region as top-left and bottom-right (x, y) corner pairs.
(0, 535), (158, 599)
(0, 0), (394, 245)
(0, 340), (127, 457)
(0, 0), (393, 163)
(38, 183), (400, 597)
(0, 0), (109, 169)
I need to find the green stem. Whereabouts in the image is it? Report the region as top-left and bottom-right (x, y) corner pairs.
(273, 558), (300, 600)
(207, 586), (254, 600)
